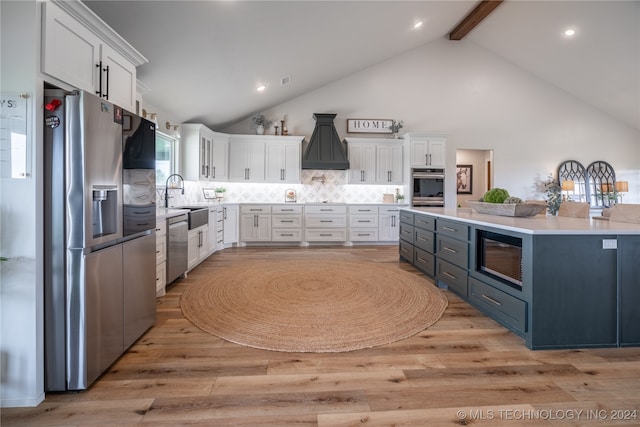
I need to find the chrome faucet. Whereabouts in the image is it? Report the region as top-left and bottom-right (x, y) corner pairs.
(164, 173), (184, 208)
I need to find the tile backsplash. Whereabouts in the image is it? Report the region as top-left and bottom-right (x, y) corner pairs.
(161, 170), (406, 207)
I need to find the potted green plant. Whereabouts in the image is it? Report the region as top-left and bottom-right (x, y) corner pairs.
(389, 120), (404, 138)
(251, 113), (273, 135)
(396, 194), (405, 203)
(214, 186), (227, 200)
(544, 178), (561, 215)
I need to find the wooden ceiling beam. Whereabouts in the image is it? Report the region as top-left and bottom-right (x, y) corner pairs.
(449, 0), (504, 41)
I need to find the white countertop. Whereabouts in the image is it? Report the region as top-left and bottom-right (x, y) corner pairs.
(404, 207), (640, 235)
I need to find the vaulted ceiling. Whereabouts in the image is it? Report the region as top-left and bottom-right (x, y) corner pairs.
(85, 1), (639, 131)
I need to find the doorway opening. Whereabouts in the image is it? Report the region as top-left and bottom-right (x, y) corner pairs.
(455, 149), (493, 208)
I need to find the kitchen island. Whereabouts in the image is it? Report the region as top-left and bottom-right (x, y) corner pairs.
(399, 207), (640, 350)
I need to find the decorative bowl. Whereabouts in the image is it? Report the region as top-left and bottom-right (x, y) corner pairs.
(467, 201), (547, 217)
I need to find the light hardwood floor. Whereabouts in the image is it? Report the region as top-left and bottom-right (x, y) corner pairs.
(4, 246), (640, 426)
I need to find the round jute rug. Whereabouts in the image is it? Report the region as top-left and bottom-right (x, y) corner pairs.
(180, 259), (448, 353)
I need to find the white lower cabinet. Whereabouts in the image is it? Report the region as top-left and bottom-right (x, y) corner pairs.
(207, 207), (224, 254)
(239, 205), (272, 242)
(378, 206), (401, 242)
(304, 205), (347, 242)
(215, 208), (224, 250)
(223, 204), (239, 245)
(155, 219), (167, 296)
(187, 225), (208, 269)
(272, 205), (303, 242)
(349, 205), (379, 242)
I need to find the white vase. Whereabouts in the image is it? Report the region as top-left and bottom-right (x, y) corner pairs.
(256, 125), (265, 135)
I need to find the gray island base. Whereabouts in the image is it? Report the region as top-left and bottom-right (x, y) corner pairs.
(399, 207), (640, 350)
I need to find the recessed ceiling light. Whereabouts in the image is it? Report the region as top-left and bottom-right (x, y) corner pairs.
(413, 21), (423, 29)
(256, 84), (266, 92)
(564, 28), (576, 37)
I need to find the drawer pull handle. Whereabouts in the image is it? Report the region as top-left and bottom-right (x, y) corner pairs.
(249, 209), (263, 212)
(320, 220), (333, 223)
(442, 271), (457, 280)
(443, 247), (457, 254)
(281, 233), (294, 237)
(418, 257), (428, 263)
(281, 220), (294, 223)
(320, 233), (332, 237)
(481, 294), (502, 306)
(442, 226), (457, 232)
(417, 237), (427, 242)
(358, 220), (371, 223)
(358, 233), (370, 236)
(320, 209), (333, 212)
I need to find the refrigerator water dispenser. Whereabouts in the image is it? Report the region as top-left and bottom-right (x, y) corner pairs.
(92, 186), (118, 238)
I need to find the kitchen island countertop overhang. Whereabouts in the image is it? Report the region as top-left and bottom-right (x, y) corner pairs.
(403, 207), (640, 235)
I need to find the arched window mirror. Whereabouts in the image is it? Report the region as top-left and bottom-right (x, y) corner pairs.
(586, 161), (616, 208)
(557, 160), (587, 202)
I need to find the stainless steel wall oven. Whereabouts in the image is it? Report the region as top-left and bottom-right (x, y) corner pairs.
(411, 168), (445, 207)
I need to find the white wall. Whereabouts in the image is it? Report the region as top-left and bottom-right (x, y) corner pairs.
(223, 38), (639, 206)
(0, 0), (44, 407)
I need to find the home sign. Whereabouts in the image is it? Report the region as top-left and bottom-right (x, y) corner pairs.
(347, 118), (392, 134)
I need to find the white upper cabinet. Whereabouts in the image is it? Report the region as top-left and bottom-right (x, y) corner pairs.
(405, 133), (446, 168)
(181, 124), (228, 182)
(99, 43), (137, 111)
(229, 135), (302, 183)
(41, 0), (147, 112)
(210, 133), (229, 181)
(265, 137), (303, 183)
(228, 136), (266, 182)
(346, 138), (404, 185)
(376, 143), (403, 184)
(347, 142), (377, 184)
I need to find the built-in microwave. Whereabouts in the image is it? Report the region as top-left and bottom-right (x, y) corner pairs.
(411, 168), (445, 207)
(476, 230), (523, 289)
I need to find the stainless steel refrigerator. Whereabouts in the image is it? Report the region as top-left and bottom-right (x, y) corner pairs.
(44, 88), (156, 391)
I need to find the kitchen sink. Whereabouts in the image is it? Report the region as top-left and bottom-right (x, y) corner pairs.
(177, 206), (209, 229)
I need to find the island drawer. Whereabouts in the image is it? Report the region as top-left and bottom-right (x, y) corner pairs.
(436, 258), (468, 297)
(399, 211), (414, 224)
(414, 248), (435, 277)
(414, 229), (434, 253)
(399, 240), (414, 262)
(399, 223), (414, 244)
(437, 219), (469, 242)
(436, 235), (468, 268)
(469, 277), (527, 334)
(414, 214), (435, 231)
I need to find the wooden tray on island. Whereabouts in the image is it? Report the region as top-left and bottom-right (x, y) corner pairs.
(467, 201), (547, 217)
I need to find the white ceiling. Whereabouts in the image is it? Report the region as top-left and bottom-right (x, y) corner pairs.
(84, 1), (640, 131)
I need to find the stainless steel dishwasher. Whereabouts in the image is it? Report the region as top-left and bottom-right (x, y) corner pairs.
(166, 214), (188, 284)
